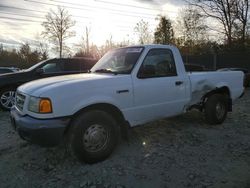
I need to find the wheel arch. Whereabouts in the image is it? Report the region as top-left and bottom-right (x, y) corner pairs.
(202, 86), (232, 111)
(64, 103), (128, 136)
(0, 84), (19, 91)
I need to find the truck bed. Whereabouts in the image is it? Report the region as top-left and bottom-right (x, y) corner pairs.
(188, 71), (244, 106)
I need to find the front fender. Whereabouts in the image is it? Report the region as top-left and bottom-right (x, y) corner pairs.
(71, 95), (123, 115)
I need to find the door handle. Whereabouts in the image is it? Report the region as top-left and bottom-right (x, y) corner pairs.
(116, 89), (129, 94)
(175, 81), (183, 86)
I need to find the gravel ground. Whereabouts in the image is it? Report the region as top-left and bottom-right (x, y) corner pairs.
(0, 90), (250, 188)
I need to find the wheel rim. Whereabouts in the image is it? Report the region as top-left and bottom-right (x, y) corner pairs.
(215, 102), (225, 120)
(83, 124), (109, 152)
(0, 91), (16, 109)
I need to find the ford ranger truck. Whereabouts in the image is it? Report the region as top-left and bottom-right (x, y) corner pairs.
(10, 45), (244, 163)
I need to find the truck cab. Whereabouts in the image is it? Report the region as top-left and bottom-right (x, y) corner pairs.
(10, 45), (244, 163)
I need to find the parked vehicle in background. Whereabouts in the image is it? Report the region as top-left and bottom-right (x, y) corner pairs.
(0, 67), (20, 74)
(217, 68), (250, 87)
(10, 45), (244, 163)
(0, 57), (97, 110)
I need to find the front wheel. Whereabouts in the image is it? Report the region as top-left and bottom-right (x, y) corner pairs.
(67, 110), (119, 163)
(204, 94), (228, 125)
(0, 87), (16, 111)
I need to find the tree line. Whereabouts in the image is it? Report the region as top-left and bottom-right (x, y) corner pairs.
(0, 43), (48, 68)
(134, 0), (250, 56)
(1, 1), (250, 68)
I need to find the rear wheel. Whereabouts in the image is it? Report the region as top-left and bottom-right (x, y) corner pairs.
(204, 94), (228, 125)
(0, 87), (16, 111)
(67, 110), (119, 163)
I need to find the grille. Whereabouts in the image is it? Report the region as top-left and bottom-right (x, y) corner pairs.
(16, 92), (26, 111)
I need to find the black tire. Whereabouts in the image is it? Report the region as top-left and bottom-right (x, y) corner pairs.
(67, 110), (119, 163)
(0, 87), (16, 111)
(204, 94), (228, 125)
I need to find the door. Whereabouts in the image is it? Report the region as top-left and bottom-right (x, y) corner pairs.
(132, 48), (188, 124)
(63, 59), (82, 74)
(35, 59), (65, 78)
(34, 59), (82, 79)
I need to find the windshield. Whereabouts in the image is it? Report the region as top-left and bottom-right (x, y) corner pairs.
(24, 60), (47, 72)
(91, 47), (144, 74)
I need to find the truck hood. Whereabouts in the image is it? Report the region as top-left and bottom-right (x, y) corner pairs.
(18, 73), (130, 96)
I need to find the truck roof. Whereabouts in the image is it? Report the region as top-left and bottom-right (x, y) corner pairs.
(126, 44), (175, 48)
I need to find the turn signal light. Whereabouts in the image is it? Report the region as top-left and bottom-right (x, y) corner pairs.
(39, 99), (52, 113)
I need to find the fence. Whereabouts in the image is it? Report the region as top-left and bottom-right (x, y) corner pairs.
(182, 51), (250, 70)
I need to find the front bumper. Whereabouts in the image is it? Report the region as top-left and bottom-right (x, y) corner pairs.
(10, 107), (70, 146)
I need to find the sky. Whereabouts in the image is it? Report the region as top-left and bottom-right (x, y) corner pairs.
(0, 0), (186, 54)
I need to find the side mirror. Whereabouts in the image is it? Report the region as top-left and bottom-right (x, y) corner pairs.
(36, 68), (44, 75)
(138, 65), (155, 78)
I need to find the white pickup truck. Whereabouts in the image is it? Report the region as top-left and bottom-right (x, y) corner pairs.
(10, 45), (244, 163)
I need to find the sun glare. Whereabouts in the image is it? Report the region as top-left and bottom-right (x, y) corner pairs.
(68, 0), (170, 46)
(0, 0), (182, 51)
(91, 11), (116, 45)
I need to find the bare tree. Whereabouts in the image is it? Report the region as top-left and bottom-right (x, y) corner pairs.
(187, 0), (237, 46)
(42, 6), (75, 58)
(75, 26), (91, 57)
(35, 34), (49, 60)
(176, 7), (207, 46)
(235, 0), (249, 44)
(38, 42), (49, 60)
(19, 43), (31, 63)
(134, 19), (153, 44)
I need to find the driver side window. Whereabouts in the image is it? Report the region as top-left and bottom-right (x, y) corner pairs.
(138, 49), (177, 78)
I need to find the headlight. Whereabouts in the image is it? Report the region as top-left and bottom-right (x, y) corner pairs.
(28, 96), (52, 113)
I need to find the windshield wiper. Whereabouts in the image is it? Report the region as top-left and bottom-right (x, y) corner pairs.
(94, 69), (117, 75)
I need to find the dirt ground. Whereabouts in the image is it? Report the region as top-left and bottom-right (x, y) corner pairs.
(0, 90), (250, 188)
